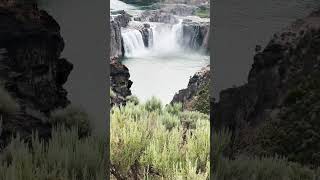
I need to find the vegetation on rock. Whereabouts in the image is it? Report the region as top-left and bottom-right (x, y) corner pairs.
(258, 74), (320, 167)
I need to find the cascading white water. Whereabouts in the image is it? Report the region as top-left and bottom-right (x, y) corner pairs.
(121, 20), (184, 58)
(121, 28), (146, 57)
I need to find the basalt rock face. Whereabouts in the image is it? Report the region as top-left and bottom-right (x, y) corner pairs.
(182, 20), (210, 51)
(171, 65), (210, 110)
(0, 6), (72, 144)
(110, 11), (131, 59)
(110, 11), (133, 106)
(213, 10), (320, 159)
(110, 58), (132, 106)
(140, 23), (153, 47)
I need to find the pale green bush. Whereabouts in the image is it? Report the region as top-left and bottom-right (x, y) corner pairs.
(0, 126), (106, 180)
(145, 96), (162, 112)
(126, 95), (139, 105)
(111, 99), (210, 179)
(165, 103), (182, 116)
(50, 105), (91, 136)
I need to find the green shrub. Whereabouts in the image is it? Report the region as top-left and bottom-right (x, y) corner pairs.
(126, 95), (139, 105)
(50, 105), (91, 136)
(111, 98), (210, 179)
(257, 75), (320, 166)
(0, 126), (106, 180)
(0, 86), (18, 115)
(145, 96), (162, 112)
(195, 8), (210, 18)
(165, 103), (182, 116)
(192, 83), (210, 114)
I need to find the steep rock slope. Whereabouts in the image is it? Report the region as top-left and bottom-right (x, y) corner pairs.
(0, 4), (73, 144)
(172, 65), (210, 113)
(110, 11), (133, 106)
(213, 10), (320, 165)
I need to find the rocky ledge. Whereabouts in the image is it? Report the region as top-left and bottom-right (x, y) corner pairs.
(213, 10), (320, 165)
(0, 4), (73, 145)
(110, 57), (132, 106)
(171, 65), (210, 111)
(110, 11), (133, 106)
(182, 19), (210, 51)
(110, 10), (131, 59)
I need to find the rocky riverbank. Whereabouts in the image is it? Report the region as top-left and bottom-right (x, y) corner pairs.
(0, 3), (73, 145)
(171, 65), (210, 113)
(213, 9), (320, 166)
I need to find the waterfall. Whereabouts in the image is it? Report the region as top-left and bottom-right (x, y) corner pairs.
(121, 20), (185, 58)
(121, 29), (146, 57)
(151, 20), (183, 54)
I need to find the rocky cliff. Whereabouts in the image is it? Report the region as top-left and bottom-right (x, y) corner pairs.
(0, 4), (73, 144)
(213, 10), (320, 165)
(110, 11), (133, 106)
(182, 19), (209, 51)
(172, 65), (210, 113)
(110, 10), (131, 59)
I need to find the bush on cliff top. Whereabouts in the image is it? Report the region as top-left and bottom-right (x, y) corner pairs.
(191, 83), (210, 114)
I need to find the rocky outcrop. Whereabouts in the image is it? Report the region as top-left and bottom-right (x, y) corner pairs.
(110, 11), (131, 59)
(110, 57), (132, 106)
(213, 10), (320, 159)
(140, 23), (153, 47)
(0, 5), (72, 144)
(110, 11), (133, 106)
(182, 19), (210, 51)
(134, 10), (178, 24)
(171, 65), (210, 110)
(155, 4), (198, 16)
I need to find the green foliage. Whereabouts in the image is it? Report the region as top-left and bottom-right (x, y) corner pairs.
(0, 86), (18, 115)
(126, 95), (139, 105)
(0, 126), (106, 180)
(195, 8), (210, 18)
(192, 83), (210, 114)
(111, 100), (210, 179)
(145, 96), (162, 112)
(50, 105), (91, 136)
(165, 103), (182, 116)
(257, 75), (320, 166)
(214, 156), (317, 180)
(210, 127), (319, 180)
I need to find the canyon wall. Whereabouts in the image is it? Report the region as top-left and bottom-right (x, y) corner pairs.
(213, 10), (320, 165)
(0, 4), (72, 144)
